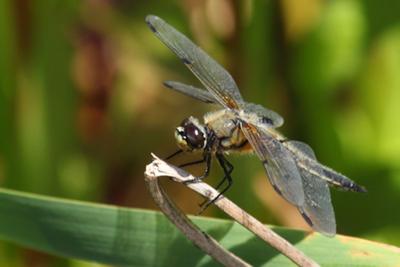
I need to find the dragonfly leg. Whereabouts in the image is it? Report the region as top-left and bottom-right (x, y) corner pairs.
(165, 149), (183, 160)
(198, 153), (233, 213)
(182, 152), (212, 184)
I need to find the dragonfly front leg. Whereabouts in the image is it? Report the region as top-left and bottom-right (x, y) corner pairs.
(198, 153), (234, 213)
(181, 152), (212, 184)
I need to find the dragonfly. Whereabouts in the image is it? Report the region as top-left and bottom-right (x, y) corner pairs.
(146, 14), (366, 236)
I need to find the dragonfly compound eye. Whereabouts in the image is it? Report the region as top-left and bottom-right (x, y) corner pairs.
(175, 117), (206, 151)
(184, 123), (205, 149)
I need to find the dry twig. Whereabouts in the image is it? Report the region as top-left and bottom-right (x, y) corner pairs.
(144, 153), (319, 267)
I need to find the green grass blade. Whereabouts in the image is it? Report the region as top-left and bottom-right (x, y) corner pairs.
(0, 188), (398, 266)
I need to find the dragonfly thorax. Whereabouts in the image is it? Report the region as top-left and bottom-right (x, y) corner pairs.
(175, 117), (207, 152)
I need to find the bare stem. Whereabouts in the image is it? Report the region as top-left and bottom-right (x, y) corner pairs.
(144, 154), (320, 267)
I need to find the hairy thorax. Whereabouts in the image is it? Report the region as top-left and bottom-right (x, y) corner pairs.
(204, 109), (251, 153)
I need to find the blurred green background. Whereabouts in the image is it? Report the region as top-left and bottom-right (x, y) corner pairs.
(0, 0), (399, 266)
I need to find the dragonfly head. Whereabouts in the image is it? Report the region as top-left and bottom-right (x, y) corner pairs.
(175, 117), (207, 152)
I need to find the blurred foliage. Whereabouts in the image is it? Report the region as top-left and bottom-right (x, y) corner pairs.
(0, 0), (399, 266)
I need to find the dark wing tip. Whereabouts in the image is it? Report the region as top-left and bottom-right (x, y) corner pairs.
(181, 57), (192, 65)
(145, 15), (159, 33)
(299, 209), (336, 237)
(261, 116), (274, 125)
(163, 81), (173, 89)
(300, 210), (314, 227)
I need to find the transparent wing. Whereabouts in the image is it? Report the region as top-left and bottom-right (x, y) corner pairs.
(241, 123), (304, 206)
(163, 81), (217, 104)
(146, 15), (244, 109)
(163, 81), (286, 130)
(242, 102), (284, 128)
(287, 141), (366, 193)
(287, 141), (336, 236)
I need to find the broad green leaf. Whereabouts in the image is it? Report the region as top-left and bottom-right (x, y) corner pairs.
(0, 188), (399, 266)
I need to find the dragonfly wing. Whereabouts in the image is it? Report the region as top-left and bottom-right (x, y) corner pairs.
(242, 102), (284, 128)
(163, 81), (217, 104)
(288, 141), (366, 193)
(287, 141), (336, 236)
(146, 15), (244, 109)
(241, 123), (304, 206)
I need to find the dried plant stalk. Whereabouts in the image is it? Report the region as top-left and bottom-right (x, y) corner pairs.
(144, 154), (319, 267)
